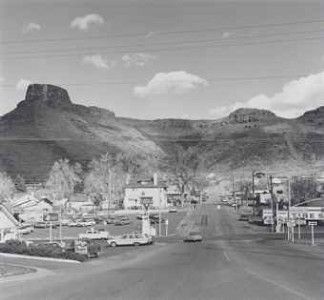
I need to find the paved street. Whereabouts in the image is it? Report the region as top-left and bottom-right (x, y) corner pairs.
(1, 204), (323, 300)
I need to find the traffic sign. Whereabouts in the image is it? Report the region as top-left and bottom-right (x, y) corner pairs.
(308, 221), (317, 226)
(141, 197), (153, 210)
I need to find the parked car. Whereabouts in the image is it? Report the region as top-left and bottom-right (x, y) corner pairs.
(79, 228), (110, 240)
(183, 231), (203, 242)
(80, 220), (96, 227)
(18, 223), (34, 235)
(136, 215), (145, 220)
(114, 219), (131, 226)
(61, 219), (71, 226)
(169, 208), (178, 213)
(34, 222), (57, 229)
(68, 221), (80, 227)
(107, 233), (152, 247)
(248, 216), (264, 226)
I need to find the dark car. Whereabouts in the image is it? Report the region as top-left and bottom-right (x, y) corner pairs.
(114, 220), (131, 226)
(183, 231), (203, 242)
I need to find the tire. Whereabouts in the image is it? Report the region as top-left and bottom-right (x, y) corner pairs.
(110, 242), (117, 247)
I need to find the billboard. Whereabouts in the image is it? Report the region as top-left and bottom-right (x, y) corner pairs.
(43, 212), (59, 222)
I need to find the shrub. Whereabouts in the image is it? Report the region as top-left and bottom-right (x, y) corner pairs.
(0, 240), (87, 262)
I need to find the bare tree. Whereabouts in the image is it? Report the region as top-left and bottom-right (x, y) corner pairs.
(46, 159), (81, 202)
(168, 145), (202, 206)
(0, 171), (15, 203)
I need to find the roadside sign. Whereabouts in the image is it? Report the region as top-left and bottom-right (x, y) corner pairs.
(287, 221), (296, 228)
(75, 240), (88, 255)
(296, 219), (306, 225)
(308, 221), (317, 226)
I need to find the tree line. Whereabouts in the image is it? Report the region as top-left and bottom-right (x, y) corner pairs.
(0, 145), (210, 207)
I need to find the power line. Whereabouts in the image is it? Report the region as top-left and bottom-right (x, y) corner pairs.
(1, 35), (323, 61)
(3, 29), (322, 57)
(1, 18), (323, 45)
(0, 74), (316, 89)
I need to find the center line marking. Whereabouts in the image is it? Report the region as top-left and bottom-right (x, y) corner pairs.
(223, 251), (231, 262)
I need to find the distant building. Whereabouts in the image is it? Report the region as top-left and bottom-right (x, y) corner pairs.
(11, 194), (53, 222)
(0, 204), (19, 242)
(123, 174), (168, 209)
(67, 193), (95, 213)
(167, 185), (181, 206)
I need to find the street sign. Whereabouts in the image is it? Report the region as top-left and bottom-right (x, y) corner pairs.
(308, 221), (317, 226)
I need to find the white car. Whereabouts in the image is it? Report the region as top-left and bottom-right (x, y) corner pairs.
(107, 233), (152, 247)
(80, 220), (96, 227)
(79, 228), (110, 240)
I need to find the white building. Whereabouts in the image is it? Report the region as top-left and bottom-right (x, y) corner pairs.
(124, 175), (168, 209)
(67, 193), (94, 213)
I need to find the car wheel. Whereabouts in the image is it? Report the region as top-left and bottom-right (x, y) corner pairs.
(110, 242), (117, 247)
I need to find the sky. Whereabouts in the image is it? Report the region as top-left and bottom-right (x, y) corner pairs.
(0, 0), (323, 119)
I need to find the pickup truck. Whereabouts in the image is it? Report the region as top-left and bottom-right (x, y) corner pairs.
(107, 233), (152, 247)
(79, 228), (110, 240)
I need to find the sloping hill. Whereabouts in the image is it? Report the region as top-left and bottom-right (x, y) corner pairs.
(0, 84), (163, 181)
(0, 83), (323, 181)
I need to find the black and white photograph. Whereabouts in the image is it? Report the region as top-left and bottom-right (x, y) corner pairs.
(0, 0), (323, 299)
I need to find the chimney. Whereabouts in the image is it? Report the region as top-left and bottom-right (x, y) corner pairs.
(153, 173), (158, 186)
(126, 174), (130, 185)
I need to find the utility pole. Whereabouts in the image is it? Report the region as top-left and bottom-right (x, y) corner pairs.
(102, 151), (111, 220)
(269, 175), (275, 232)
(59, 205), (62, 243)
(287, 178), (291, 241)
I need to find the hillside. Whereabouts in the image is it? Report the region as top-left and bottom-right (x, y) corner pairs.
(0, 84), (323, 181)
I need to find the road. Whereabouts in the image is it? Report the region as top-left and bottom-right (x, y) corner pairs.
(1, 204), (323, 300)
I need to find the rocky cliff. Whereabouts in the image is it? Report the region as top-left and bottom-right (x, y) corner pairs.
(0, 84), (323, 181)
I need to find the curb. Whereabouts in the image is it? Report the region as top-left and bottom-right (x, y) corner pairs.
(0, 253), (81, 264)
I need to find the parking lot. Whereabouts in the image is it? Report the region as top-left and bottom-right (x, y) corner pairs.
(25, 210), (187, 243)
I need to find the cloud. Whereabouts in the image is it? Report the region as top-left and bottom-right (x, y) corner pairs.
(22, 22), (41, 34)
(209, 71), (324, 119)
(134, 71), (208, 98)
(70, 14), (104, 31)
(222, 31), (234, 39)
(82, 54), (116, 70)
(122, 53), (156, 67)
(16, 79), (31, 91)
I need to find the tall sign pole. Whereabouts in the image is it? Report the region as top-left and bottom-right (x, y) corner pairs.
(269, 175), (275, 232)
(287, 178), (291, 241)
(59, 205), (62, 243)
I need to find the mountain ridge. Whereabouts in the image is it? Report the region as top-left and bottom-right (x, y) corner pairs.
(0, 84), (323, 181)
